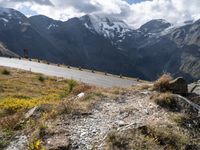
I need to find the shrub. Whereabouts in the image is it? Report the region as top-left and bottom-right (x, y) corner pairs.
(154, 74), (173, 92)
(68, 79), (77, 93)
(0, 113), (22, 129)
(0, 94), (61, 115)
(72, 83), (92, 95)
(38, 75), (45, 82)
(39, 125), (47, 139)
(151, 93), (179, 111)
(1, 69), (10, 75)
(140, 126), (188, 149)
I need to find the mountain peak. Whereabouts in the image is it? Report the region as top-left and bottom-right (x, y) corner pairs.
(29, 15), (55, 21)
(140, 19), (171, 33)
(0, 7), (12, 15)
(0, 7), (30, 27)
(80, 14), (132, 39)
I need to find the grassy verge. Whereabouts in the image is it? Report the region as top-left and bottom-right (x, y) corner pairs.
(0, 67), (107, 149)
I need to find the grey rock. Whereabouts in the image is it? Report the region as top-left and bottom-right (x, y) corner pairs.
(46, 134), (70, 150)
(168, 77), (188, 94)
(6, 136), (28, 150)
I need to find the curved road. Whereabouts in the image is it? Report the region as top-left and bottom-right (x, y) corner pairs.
(0, 57), (138, 88)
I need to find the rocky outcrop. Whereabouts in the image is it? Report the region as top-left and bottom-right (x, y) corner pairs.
(189, 80), (200, 95)
(168, 77), (188, 94)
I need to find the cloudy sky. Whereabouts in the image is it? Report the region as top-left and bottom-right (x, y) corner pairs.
(0, 0), (200, 28)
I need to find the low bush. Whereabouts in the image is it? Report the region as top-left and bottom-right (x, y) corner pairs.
(151, 93), (179, 111)
(38, 75), (45, 82)
(0, 94), (61, 115)
(1, 69), (10, 75)
(105, 125), (189, 150)
(154, 74), (173, 92)
(68, 79), (77, 93)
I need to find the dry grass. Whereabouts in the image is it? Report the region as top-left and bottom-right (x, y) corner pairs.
(150, 93), (179, 111)
(131, 83), (153, 91)
(153, 74), (173, 92)
(0, 67), (80, 148)
(72, 83), (93, 95)
(105, 124), (191, 150)
(0, 67), (115, 149)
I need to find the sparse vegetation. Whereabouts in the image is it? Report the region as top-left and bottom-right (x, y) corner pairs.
(0, 67), (80, 148)
(0, 66), (199, 149)
(172, 114), (200, 130)
(154, 73), (173, 92)
(0, 67), (107, 149)
(68, 79), (77, 93)
(72, 83), (92, 95)
(151, 93), (179, 111)
(38, 75), (45, 82)
(106, 125), (191, 150)
(1, 69), (10, 75)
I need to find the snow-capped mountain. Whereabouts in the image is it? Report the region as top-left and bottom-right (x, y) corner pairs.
(80, 14), (132, 39)
(139, 19), (171, 34)
(0, 7), (199, 82)
(0, 7), (30, 28)
(29, 15), (61, 31)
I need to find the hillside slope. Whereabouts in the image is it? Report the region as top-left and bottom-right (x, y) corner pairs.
(0, 67), (199, 150)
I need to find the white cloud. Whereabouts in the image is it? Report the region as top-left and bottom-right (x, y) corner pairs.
(129, 0), (200, 28)
(0, 0), (200, 28)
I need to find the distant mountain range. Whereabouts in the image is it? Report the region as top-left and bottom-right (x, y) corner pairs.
(0, 7), (199, 82)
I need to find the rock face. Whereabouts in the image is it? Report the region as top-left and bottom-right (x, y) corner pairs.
(168, 77), (188, 94)
(189, 80), (200, 95)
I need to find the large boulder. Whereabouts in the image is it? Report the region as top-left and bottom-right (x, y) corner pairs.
(168, 77), (188, 94)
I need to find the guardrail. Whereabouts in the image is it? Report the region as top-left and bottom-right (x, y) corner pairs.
(6, 56), (139, 81)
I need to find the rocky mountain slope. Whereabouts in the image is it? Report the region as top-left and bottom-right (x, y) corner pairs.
(0, 7), (199, 81)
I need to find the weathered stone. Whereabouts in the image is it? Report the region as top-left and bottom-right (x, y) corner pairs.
(24, 106), (38, 119)
(6, 135), (28, 150)
(46, 134), (70, 150)
(24, 104), (53, 120)
(168, 77), (188, 94)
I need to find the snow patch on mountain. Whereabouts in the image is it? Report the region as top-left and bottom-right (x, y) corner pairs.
(47, 23), (58, 29)
(0, 18), (8, 22)
(80, 14), (132, 39)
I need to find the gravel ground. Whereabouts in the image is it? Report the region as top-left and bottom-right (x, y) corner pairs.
(47, 90), (170, 150)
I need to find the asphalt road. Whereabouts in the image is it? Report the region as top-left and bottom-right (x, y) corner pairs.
(0, 57), (138, 88)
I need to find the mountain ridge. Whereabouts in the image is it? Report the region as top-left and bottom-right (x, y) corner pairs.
(0, 7), (199, 82)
